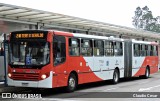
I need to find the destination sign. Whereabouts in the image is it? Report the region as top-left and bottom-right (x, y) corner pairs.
(10, 31), (48, 41)
(15, 33), (44, 38)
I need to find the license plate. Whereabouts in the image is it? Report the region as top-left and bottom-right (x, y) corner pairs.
(21, 83), (29, 87)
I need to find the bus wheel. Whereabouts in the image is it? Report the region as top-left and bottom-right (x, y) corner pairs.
(66, 74), (77, 92)
(112, 69), (119, 84)
(144, 67), (150, 79)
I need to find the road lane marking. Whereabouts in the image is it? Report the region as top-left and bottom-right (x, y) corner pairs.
(138, 81), (149, 85)
(139, 84), (160, 91)
(103, 87), (119, 91)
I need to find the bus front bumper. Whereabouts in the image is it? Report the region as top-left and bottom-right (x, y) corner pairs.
(7, 71), (53, 88)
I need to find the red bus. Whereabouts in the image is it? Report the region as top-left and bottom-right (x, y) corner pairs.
(7, 30), (159, 92)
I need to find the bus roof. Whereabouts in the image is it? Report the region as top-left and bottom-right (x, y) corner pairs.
(10, 30), (158, 44)
(53, 30), (124, 41)
(73, 33), (124, 41)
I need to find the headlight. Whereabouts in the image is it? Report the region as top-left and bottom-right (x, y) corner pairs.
(8, 73), (12, 78)
(41, 74), (47, 79)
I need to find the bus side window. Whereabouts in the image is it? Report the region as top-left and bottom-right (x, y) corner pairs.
(53, 35), (66, 66)
(147, 45), (151, 56)
(114, 42), (123, 56)
(145, 45), (148, 56)
(94, 40), (104, 56)
(153, 45), (158, 56)
(134, 44), (140, 57)
(69, 38), (80, 56)
(81, 39), (93, 56)
(141, 44), (146, 56)
(150, 45), (153, 56)
(105, 41), (114, 56)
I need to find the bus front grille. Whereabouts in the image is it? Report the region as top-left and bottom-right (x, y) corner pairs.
(12, 73), (39, 81)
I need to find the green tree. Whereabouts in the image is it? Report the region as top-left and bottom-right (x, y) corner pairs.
(132, 6), (160, 33)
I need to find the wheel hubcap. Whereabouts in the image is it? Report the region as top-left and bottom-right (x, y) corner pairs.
(69, 78), (75, 88)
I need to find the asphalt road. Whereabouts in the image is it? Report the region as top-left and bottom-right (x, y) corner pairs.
(1, 71), (160, 101)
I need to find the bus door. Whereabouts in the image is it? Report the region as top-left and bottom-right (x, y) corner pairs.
(53, 35), (67, 87)
(124, 40), (132, 77)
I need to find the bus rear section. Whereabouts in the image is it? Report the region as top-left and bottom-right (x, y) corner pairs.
(124, 39), (159, 78)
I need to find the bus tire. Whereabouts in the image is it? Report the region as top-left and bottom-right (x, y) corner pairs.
(66, 73), (77, 92)
(112, 69), (119, 84)
(144, 67), (150, 79)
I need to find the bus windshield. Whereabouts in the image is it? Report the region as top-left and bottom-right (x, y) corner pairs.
(9, 41), (50, 66)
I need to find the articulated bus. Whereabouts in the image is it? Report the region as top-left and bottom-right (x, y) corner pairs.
(7, 30), (159, 92)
